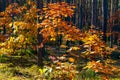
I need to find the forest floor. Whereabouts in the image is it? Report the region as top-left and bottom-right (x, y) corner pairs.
(0, 56), (40, 80)
(0, 51), (120, 80)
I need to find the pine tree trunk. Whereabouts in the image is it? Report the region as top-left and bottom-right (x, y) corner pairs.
(91, 0), (97, 27)
(115, 0), (119, 10)
(37, 0), (44, 67)
(8, 0), (14, 4)
(110, 0), (114, 47)
(102, 0), (108, 42)
(79, 0), (82, 29)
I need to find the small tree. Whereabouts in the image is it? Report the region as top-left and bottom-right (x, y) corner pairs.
(0, 1), (119, 79)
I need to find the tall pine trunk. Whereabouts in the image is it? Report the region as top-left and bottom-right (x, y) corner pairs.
(110, 0), (114, 47)
(91, 0), (97, 27)
(115, 0), (119, 10)
(102, 0), (108, 42)
(79, 0), (82, 29)
(8, 0), (14, 4)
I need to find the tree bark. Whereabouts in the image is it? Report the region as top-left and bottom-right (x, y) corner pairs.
(8, 0), (14, 4)
(67, 0), (71, 3)
(37, 0), (44, 67)
(115, 0), (119, 10)
(91, 0), (97, 27)
(110, 0), (114, 47)
(0, 0), (6, 12)
(79, 0), (82, 29)
(3, 0), (6, 34)
(102, 0), (108, 42)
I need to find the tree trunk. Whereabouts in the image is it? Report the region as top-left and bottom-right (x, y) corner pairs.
(37, 0), (44, 67)
(79, 0), (82, 29)
(67, 0), (71, 3)
(102, 0), (108, 42)
(87, 0), (92, 26)
(115, 0), (119, 10)
(0, 0), (6, 12)
(75, 0), (79, 27)
(3, 0), (6, 34)
(71, 0), (76, 24)
(110, 0), (114, 47)
(91, 0), (97, 27)
(8, 0), (14, 4)
(37, 0), (43, 9)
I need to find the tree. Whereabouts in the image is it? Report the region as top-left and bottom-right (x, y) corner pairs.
(102, 0), (108, 42)
(110, 0), (114, 48)
(37, 0), (44, 67)
(79, 0), (83, 29)
(8, 0), (14, 4)
(2, 0), (7, 34)
(115, 0), (119, 10)
(91, 0), (97, 27)
(0, 1), (119, 79)
(0, 0), (6, 12)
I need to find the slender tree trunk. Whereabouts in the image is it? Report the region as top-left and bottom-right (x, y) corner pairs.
(91, 0), (97, 27)
(75, 0), (79, 27)
(79, 0), (82, 29)
(67, 0), (70, 3)
(87, 0), (92, 26)
(0, 0), (6, 12)
(71, 0), (76, 24)
(8, 0), (14, 4)
(37, 0), (44, 67)
(58, 0), (62, 2)
(47, 0), (50, 3)
(110, 0), (114, 47)
(102, 0), (108, 42)
(3, 0), (6, 34)
(81, 0), (87, 26)
(98, 0), (102, 29)
(37, 0), (43, 9)
(115, 0), (119, 11)
(0, 1), (2, 12)
(65, 0), (71, 21)
(97, 0), (101, 30)
(3, 0), (6, 10)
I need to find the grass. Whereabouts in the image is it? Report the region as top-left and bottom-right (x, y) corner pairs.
(0, 52), (120, 80)
(0, 55), (41, 80)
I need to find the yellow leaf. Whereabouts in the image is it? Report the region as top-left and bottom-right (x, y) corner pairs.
(71, 46), (80, 50)
(72, 6), (76, 9)
(60, 45), (67, 48)
(68, 57), (75, 63)
(39, 15), (43, 20)
(64, 14), (68, 17)
(43, 8), (48, 11)
(50, 38), (56, 41)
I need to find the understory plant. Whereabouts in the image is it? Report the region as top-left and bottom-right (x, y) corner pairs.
(0, 1), (119, 80)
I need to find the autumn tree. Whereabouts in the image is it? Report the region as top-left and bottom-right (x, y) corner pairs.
(37, 0), (44, 67)
(0, 1), (119, 79)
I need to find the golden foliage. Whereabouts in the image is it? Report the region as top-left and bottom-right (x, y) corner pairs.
(68, 57), (75, 63)
(84, 61), (119, 76)
(0, 2), (119, 79)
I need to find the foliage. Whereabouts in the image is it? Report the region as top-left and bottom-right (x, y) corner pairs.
(0, 1), (120, 80)
(0, 53), (39, 79)
(0, 2), (38, 55)
(38, 62), (78, 80)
